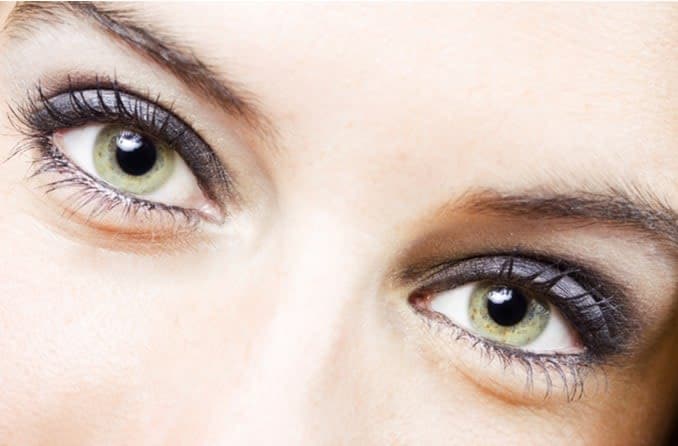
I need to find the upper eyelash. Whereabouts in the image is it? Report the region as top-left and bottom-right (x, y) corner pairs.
(15, 78), (232, 200)
(7, 78), (232, 224)
(410, 253), (635, 360)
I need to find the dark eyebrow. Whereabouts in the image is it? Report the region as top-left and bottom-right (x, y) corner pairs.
(394, 186), (676, 283)
(457, 186), (678, 251)
(3, 1), (274, 137)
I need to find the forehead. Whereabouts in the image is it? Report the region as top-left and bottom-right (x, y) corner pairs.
(136, 3), (677, 191)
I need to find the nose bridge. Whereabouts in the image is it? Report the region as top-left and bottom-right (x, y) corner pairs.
(205, 209), (369, 444)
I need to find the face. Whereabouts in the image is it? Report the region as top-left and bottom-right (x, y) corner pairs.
(0, 2), (676, 445)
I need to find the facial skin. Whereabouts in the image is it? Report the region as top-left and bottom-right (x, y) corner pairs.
(0, 2), (676, 445)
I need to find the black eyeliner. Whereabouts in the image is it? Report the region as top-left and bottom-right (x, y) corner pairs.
(408, 252), (639, 360)
(13, 78), (234, 209)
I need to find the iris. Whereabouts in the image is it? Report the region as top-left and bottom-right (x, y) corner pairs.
(469, 284), (550, 347)
(93, 125), (175, 195)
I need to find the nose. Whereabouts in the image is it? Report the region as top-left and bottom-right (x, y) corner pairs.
(199, 209), (377, 445)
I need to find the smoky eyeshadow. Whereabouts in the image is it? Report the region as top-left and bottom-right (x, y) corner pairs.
(409, 254), (639, 359)
(25, 86), (234, 207)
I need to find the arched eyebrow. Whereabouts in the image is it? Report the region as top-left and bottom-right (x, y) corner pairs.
(2, 1), (276, 138)
(455, 186), (678, 251)
(393, 186), (676, 287)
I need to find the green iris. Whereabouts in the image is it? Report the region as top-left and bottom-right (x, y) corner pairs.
(469, 283), (550, 346)
(93, 124), (175, 195)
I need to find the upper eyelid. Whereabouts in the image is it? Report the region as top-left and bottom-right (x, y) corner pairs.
(15, 83), (236, 208)
(409, 254), (637, 358)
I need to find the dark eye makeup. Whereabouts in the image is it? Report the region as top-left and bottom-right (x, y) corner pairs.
(9, 77), (232, 225)
(406, 252), (639, 399)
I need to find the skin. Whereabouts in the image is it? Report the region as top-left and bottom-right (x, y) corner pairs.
(0, 2), (677, 445)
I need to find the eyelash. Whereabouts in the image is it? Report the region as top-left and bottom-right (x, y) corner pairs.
(408, 254), (632, 400)
(8, 78), (228, 227)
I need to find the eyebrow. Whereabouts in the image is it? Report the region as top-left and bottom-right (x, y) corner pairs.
(456, 186), (678, 251)
(3, 1), (274, 137)
(393, 186), (677, 285)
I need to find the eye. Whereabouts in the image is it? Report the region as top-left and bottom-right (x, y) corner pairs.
(409, 255), (626, 359)
(16, 84), (232, 228)
(405, 254), (631, 401)
(428, 282), (579, 353)
(55, 123), (215, 215)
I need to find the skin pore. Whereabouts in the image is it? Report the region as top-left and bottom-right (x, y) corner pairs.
(0, 2), (676, 445)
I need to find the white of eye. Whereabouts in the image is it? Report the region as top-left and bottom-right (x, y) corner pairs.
(430, 283), (582, 354)
(54, 123), (220, 219)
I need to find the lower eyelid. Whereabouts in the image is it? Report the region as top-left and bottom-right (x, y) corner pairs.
(23, 139), (200, 232)
(405, 301), (599, 403)
(52, 124), (223, 223)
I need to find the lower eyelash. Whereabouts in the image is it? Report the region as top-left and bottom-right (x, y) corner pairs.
(411, 296), (604, 402)
(11, 133), (201, 228)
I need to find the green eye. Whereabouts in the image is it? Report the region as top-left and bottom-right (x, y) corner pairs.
(93, 124), (175, 195)
(468, 284), (550, 347)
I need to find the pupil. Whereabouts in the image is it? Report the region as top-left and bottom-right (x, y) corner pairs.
(486, 286), (528, 327)
(114, 131), (157, 176)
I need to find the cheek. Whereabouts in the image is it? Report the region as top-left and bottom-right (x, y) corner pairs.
(0, 209), (269, 441)
(0, 217), (140, 439)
